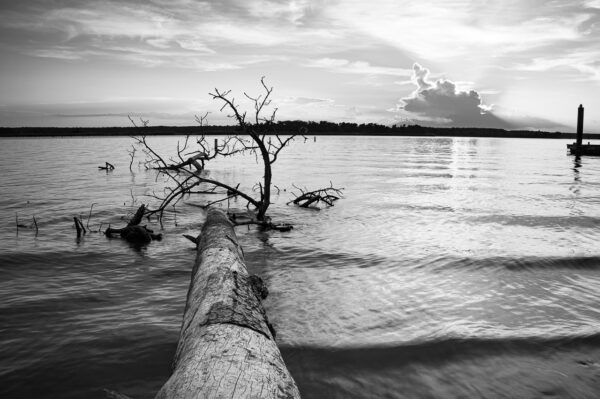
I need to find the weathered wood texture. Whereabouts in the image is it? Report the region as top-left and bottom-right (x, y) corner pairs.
(155, 208), (300, 399)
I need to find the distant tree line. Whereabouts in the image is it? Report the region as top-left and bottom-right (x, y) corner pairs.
(274, 121), (568, 138)
(0, 122), (594, 139)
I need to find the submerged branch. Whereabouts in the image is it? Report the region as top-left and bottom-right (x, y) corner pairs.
(105, 204), (162, 244)
(288, 183), (344, 208)
(98, 162), (115, 171)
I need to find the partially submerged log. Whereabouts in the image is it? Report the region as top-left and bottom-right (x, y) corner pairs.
(228, 212), (294, 232)
(155, 208), (300, 399)
(105, 204), (162, 244)
(98, 161), (115, 171)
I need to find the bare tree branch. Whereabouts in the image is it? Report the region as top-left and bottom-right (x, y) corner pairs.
(128, 77), (341, 228)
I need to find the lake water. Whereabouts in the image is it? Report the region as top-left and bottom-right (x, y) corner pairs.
(1, 135), (600, 398)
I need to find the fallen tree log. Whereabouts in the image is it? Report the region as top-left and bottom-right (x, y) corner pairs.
(155, 208), (300, 399)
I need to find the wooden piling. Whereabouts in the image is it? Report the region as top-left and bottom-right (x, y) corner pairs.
(155, 208), (300, 399)
(576, 104), (584, 154)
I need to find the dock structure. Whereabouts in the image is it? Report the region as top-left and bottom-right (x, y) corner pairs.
(567, 104), (600, 156)
(155, 208), (300, 399)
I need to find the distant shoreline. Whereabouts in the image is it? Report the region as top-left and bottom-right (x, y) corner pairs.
(0, 123), (597, 140)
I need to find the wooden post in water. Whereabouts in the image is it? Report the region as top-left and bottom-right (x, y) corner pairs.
(155, 208), (300, 399)
(576, 104), (584, 155)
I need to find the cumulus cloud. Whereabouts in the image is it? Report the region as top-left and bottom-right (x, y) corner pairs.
(399, 63), (511, 128)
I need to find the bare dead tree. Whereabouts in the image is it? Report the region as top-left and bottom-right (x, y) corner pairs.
(208, 77), (305, 222)
(131, 78), (341, 230)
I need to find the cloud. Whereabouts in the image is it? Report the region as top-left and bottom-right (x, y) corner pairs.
(398, 63), (569, 130)
(305, 58), (412, 77)
(412, 63), (432, 90)
(280, 96), (334, 105)
(2, 0), (600, 76)
(0, 96), (223, 127)
(510, 52), (600, 82)
(0, 1), (339, 67)
(399, 63), (510, 128)
(0, 0), (334, 75)
(1, 1), (598, 129)
(325, 0), (591, 61)
(26, 47), (84, 60)
(492, 106), (569, 132)
(586, 0), (600, 8)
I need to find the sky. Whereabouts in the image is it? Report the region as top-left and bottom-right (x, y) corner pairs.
(0, 0), (599, 131)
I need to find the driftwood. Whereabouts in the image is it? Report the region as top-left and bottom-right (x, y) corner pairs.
(288, 184), (344, 208)
(98, 162), (115, 171)
(105, 205), (162, 244)
(154, 153), (207, 171)
(155, 208), (300, 399)
(227, 212), (294, 232)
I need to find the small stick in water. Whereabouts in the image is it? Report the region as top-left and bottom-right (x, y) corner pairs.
(16, 212), (27, 230)
(87, 203), (97, 230)
(74, 217), (82, 237)
(98, 162), (115, 171)
(73, 216), (86, 237)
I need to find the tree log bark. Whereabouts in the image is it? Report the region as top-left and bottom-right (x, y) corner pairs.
(155, 208), (300, 399)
